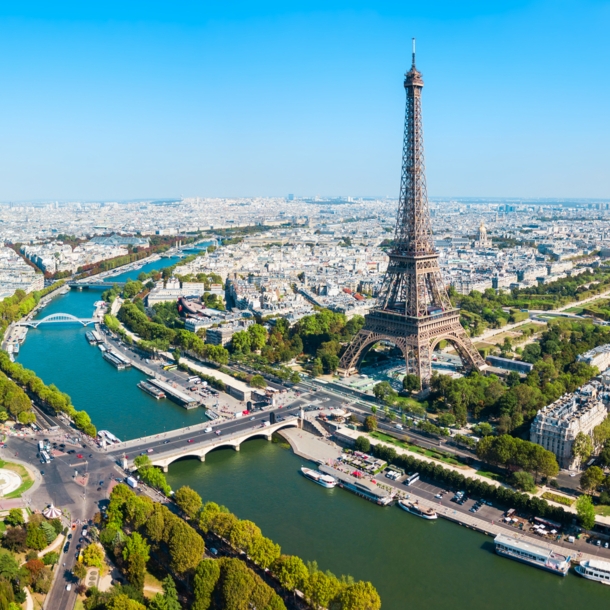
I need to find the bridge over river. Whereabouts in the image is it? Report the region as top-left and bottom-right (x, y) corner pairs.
(17, 313), (96, 328)
(106, 407), (303, 472)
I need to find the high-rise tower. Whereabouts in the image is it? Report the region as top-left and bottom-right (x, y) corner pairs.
(339, 41), (486, 386)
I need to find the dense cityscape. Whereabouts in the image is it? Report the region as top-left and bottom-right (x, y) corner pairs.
(0, 3), (609, 610)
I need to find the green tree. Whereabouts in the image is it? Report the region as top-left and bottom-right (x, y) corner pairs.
(304, 570), (341, 610)
(193, 559), (221, 610)
(0, 411), (8, 422)
(25, 526), (47, 551)
(72, 561), (87, 580)
(42, 551), (59, 566)
(511, 471), (536, 492)
(580, 466), (605, 493)
(106, 594), (146, 610)
(82, 543), (105, 568)
(249, 536), (281, 570)
(402, 374), (420, 392)
(364, 416), (377, 432)
(17, 411), (36, 425)
(249, 375), (267, 389)
(174, 486), (202, 519)
(228, 520), (262, 554)
(373, 381), (395, 402)
(572, 432), (593, 464)
(335, 581), (382, 610)
(149, 575), (181, 610)
(167, 519), (205, 574)
(4, 509), (24, 527)
(248, 324), (268, 351)
(575, 494), (596, 530)
(230, 331), (251, 354)
(122, 533), (150, 592)
(354, 436), (371, 453)
(272, 555), (309, 592)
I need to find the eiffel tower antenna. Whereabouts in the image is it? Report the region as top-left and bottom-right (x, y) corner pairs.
(339, 45), (486, 388)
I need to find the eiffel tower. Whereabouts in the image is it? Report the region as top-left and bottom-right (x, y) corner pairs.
(339, 41), (486, 387)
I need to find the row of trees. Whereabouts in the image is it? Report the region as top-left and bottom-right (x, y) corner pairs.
(476, 434), (559, 482)
(0, 352), (97, 437)
(0, 281), (65, 339)
(133, 455), (172, 495)
(194, 498), (380, 610)
(366, 440), (571, 524)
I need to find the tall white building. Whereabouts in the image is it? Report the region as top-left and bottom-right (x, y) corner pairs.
(530, 383), (608, 469)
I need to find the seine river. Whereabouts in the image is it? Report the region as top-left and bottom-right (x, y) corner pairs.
(15, 257), (610, 610)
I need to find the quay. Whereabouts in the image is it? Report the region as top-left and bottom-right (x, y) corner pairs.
(319, 464), (394, 505)
(147, 378), (198, 408)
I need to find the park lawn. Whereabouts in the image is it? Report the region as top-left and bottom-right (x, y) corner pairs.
(541, 491), (574, 506)
(476, 470), (502, 482)
(74, 599), (86, 610)
(143, 571), (165, 599)
(595, 505), (610, 517)
(0, 460), (34, 499)
(564, 306), (584, 314)
(369, 431), (467, 468)
(0, 521), (6, 534)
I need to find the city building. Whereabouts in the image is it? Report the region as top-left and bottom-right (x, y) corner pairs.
(577, 344), (610, 373)
(530, 383), (608, 469)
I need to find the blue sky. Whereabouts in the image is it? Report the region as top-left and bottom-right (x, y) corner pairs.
(0, 1), (608, 201)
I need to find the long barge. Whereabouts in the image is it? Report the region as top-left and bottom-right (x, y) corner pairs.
(494, 533), (570, 576)
(138, 380), (166, 399)
(103, 349), (132, 370)
(319, 465), (394, 506)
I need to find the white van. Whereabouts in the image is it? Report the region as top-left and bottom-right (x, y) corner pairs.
(567, 536), (575, 543)
(204, 427), (213, 433)
(395, 424), (403, 430)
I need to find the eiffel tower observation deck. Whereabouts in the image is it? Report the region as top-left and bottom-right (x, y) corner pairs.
(339, 40), (487, 387)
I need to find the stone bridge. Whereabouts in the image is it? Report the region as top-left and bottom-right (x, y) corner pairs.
(141, 417), (300, 472)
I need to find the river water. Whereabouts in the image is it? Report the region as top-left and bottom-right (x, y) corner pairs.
(15, 257), (610, 609)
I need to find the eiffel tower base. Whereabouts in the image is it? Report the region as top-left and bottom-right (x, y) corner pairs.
(338, 309), (487, 388)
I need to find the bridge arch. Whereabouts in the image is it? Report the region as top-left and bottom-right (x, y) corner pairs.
(150, 421), (299, 472)
(430, 333), (479, 372)
(26, 313), (95, 328)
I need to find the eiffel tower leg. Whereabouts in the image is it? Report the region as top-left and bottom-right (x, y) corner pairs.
(338, 329), (375, 376)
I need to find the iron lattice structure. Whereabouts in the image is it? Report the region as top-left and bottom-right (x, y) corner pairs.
(339, 46), (486, 387)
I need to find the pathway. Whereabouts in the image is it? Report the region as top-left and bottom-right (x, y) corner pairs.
(278, 428), (341, 463)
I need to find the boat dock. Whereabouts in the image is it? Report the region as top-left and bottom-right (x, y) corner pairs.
(319, 464), (395, 506)
(103, 349), (132, 370)
(137, 380), (166, 399)
(147, 378), (199, 409)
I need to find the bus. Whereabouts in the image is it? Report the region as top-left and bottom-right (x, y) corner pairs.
(404, 473), (420, 486)
(163, 364), (177, 371)
(187, 376), (201, 384)
(40, 451), (51, 464)
(38, 441), (44, 452)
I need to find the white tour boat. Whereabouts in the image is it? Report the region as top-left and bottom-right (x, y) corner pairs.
(301, 467), (337, 489)
(576, 559), (610, 584)
(398, 498), (438, 520)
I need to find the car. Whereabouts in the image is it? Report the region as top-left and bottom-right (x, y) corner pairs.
(115, 478), (123, 483)
(215, 430), (221, 436)
(163, 440), (169, 444)
(77, 454), (83, 459)
(187, 439), (194, 443)
(63, 543), (69, 553)
(67, 450), (76, 454)
(210, 548), (218, 556)
(89, 454), (93, 458)
(434, 493), (442, 499)
(40, 470), (45, 475)
(250, 416), (255, 421)
(597, 540), (602, 547)
(570, 473), (577, 477)
(204, 427), (213, 433)
(99, 480), (104, 485)
(68, 533), (72, 540)
(97, 487), (102, 491)
(59, 443), (65, 448)
(66, 584), (72, 591)
(605, 542), (609, 549)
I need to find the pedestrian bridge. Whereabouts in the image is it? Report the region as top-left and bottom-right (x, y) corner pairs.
(18, 313), (96, 328)
(138, 417), (300, 472)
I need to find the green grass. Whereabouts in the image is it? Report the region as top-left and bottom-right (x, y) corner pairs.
(476, 470), (502, 482)
(0, 460), (34, 499)
(0, 522), (6, 534)
(595, 505), (610, 517)
(369, 431), (466, 468)
(542, 491), (574, 506)
(74, 600), (85, 610)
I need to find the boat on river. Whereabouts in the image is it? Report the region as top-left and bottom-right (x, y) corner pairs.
(301, 467), (337, 489)
(494, 533), (570, 576)
(138, 380), (166, 400)
(575, 559), (610, 584)
(398, 498), (437, 520)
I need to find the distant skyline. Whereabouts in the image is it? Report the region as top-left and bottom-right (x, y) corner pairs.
(0, 1), (608, 201)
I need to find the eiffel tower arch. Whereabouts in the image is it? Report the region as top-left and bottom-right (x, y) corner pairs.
(339, 40), (486, 388)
